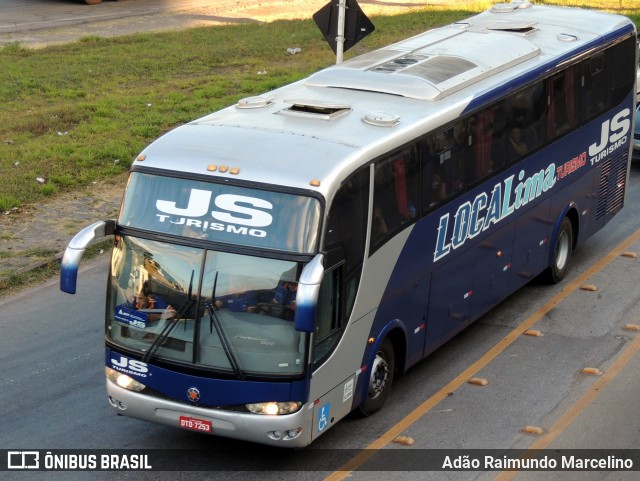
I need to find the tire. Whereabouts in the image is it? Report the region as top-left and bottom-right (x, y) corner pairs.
(545, 217), (573, 284)
(358, 338), (395, 416)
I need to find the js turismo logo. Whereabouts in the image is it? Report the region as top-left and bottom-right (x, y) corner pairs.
(588, 108), (631, 164)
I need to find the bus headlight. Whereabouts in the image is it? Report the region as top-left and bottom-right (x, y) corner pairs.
(105, 367), (146, 392)
(246, 401), (302, 415)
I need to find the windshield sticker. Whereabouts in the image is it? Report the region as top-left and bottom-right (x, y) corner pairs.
(433, 107), (631, 263)
(114, 306), (149, 329)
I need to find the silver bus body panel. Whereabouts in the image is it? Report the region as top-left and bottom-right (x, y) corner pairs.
(107, 381), (313, 447)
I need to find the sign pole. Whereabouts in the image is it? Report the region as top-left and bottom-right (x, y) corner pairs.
(336, 0), (346, 64)
(313, 0), (374, 60)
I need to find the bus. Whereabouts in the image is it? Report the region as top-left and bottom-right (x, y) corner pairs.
(60, 1), (637, 447)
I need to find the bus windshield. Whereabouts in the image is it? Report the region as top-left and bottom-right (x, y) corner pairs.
(106, 235), (306, 376)
(118, 172), (321, 254)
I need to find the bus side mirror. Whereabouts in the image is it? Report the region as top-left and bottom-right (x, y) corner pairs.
(294, 254), (324, 333)
(60, 220), (116, 294)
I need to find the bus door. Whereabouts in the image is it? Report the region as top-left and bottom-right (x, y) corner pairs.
(510, 198), (551, 291)
(471, 222), (515, 319)
(425, 247), (474, 354)
(309, 168), (370, 440)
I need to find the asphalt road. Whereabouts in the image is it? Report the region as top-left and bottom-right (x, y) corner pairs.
(1, 163), (639, 480)
(0, 0), (285, 47)
(0, 0), (424, 48)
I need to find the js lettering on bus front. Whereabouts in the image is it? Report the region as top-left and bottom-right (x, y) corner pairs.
(111, 355), (149, 377)
(154, 190), (273, 238)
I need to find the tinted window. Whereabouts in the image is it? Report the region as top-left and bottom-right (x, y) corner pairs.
(372, 148), (419, 246)
(422, 122), (468, 210)
(468, 101), (509, 183)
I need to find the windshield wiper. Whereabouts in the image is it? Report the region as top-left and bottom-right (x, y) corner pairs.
(204, 271), (245, 379)
(143, 271), (195, 364)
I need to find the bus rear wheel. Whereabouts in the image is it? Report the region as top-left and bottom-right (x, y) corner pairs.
(546, 217), (573, 284)
(358, 338), (394, 416)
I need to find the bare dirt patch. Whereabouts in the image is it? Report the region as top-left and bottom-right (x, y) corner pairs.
(0, 174), (126, 279)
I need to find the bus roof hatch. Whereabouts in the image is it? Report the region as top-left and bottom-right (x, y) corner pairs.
(306, 30), (541, 101)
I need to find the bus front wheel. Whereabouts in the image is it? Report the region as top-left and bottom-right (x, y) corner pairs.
(358, 338), (394, 416)
(546, 217), (573, 284)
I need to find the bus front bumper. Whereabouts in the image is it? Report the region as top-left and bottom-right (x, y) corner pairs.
(106, 380), (312, 448)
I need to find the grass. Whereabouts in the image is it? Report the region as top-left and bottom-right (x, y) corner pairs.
(0, 240), (113, 297)
(1, 1), (637, 212)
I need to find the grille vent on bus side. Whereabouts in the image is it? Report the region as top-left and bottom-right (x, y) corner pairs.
(595, 152), (627, 220)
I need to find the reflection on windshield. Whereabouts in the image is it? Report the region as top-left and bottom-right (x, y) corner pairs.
(106, 235), (306, 376)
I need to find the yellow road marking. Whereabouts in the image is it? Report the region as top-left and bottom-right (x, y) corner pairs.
(324, 229), (640, 480)
(492, 331), (640, 481)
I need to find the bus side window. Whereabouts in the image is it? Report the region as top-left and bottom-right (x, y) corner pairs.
(607, 37), (637, 107)
(547, 67), (577, 139)
(507, 82), (545, 161)
(325, 168), (369, 320)
(579, 53), (607, 121)
(580, 37), (636, 122)
(468, 102), (508, 182)
(371, 148), (419, 247)
(425, 122), (468, 205)
(312, 268), (341, 366)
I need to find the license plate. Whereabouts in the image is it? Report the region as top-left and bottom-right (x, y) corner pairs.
(179, 416), (212, 433)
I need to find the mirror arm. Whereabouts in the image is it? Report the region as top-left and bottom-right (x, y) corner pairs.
(60, 220), (115, 294)
(294, 254), (325, 333)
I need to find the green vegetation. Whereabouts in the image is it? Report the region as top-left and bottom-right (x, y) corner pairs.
(1, 2), (637, 211)
(0, 9), (468, 210)
(0, 240), (112, 296)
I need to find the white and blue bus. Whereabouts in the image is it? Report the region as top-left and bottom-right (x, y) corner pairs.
(61, 2), (637, 447)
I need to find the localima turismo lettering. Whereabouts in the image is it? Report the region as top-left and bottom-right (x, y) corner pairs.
(433, 162), (557, 262)
(433, 108), (631, 263)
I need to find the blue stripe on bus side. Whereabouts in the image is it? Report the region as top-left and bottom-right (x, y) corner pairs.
(357, 95), (634, 400)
